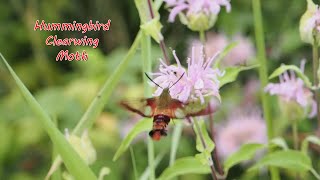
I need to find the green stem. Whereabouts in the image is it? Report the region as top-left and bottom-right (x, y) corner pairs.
(252, 0), (279, 179)
(169, 122), (183, 166)
(293, 130), (301, 180)
(130, 147), (139, 180)
(141, 31), (155, 180)
(312, 37), (320, 133)
(292, 121), (298, 150)
(199, 31), (206, 44)
(51, 118), (61, 180)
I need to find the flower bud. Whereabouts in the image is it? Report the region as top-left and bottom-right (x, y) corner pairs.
(299, 0), (320, 44)
(186, 12), (217, 31)
(165, 0), (230, 32)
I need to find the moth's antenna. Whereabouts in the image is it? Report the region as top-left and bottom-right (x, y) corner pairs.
(145, 73), (163, 89)
(169, 72), (185, 89)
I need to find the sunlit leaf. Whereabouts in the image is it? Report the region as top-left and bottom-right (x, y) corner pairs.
(195, 150), (212, 166)
(0, 54), (97, 180)
(268, 64), (313, 89)
(269, 137), (289, 150)
(249, 150), (312, 172)
(113, 118), (152, 161)
(301, 135), (320, 154)
(157, 157), (211, 180)
(219, 64), (259, 88)
(224, 143), (265, 172)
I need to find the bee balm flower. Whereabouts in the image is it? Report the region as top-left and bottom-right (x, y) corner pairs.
(265, 61), (316, 119)
(164, 0), (231, 31)
(152, 47), (223, 104)
(216, 109), (267, 159)
(190, 33), (255, 67)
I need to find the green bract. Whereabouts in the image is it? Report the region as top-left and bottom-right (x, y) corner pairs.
(135, 0), (163, 43)
(180, 12), (217, 32)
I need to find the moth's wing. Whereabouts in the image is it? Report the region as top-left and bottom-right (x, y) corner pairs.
(183, 99), (215, 117)
(167, 99), (188, 119)
(120, 98), (157, 117)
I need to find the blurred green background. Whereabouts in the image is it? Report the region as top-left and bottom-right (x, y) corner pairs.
(0, 0), (319, 179)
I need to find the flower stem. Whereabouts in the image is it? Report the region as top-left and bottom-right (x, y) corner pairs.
(198, 31), (222, 177)
(312, 37), (320, 134)
(169, 122), (183, 166)
(199, 31), (206, 44)
(189, 117), (218, 180)
(252, 0), (280, 179)
(130, 147), (139, 180)
(292, 120), (300, 180)
(292, 120), (298, 150)
(141, 30), (155, 180)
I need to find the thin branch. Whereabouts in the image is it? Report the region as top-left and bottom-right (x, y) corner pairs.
(187, 117), (218, 180)
(208, 105), (224, 177)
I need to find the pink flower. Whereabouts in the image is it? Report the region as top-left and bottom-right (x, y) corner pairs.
(165, 0), (231, 22)
(190, 33), (255, 67)
(216, 108), (267, 159)
(264, 61), (316, 118)
(223, 35), (255, 66)
(189, 33), (228, 60)
(151, 47), (223, 103)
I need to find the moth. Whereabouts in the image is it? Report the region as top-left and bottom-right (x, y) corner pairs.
(120, 73), (214, 141)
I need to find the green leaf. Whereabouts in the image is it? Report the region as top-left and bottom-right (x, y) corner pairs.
(195, 150), (212, 166)
(0, 54), (97, 180)
(219, 64), (259, 88)
(249, 150), (312, 173)
(157, 157), (211, 180)
(268, 64), (313, 89)
(301, 135), (320, 155)
(214, 42), (238, 68)
(224, 143), (265, 172)
(113, 118), (152, 161)
(269, 137), (289, 150)
(193, 120), (215, 153)
(73, 31), (142, 136)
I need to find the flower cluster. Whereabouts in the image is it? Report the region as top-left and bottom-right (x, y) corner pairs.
(216, 108), (267, 159)
(164, 0), (231, 31)
(265, 61), (316, 118)
(152, 47), (223, 103)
